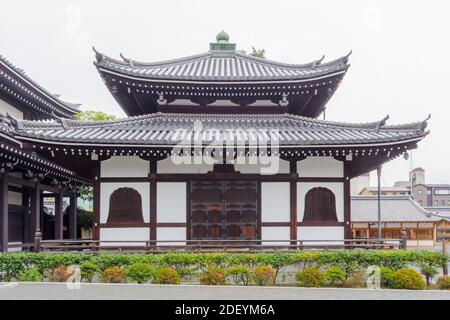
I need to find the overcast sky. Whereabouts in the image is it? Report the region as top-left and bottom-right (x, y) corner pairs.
(1, 0), (449, 186)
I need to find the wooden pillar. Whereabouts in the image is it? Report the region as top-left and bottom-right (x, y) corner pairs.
(289, 161), (297, 243)
(69, 192), (77, 239)
(149, 160), (157, 243)
(54, 188), (64, 240)
(343, 163), (352, 240)
(22, 188), (31, 244)
(30, 181), (42, 252)
(92, 161), (101, 241)
(0, 172), (9, 253)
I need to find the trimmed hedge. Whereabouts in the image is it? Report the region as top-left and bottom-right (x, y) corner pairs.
(0, 250), (447, 283)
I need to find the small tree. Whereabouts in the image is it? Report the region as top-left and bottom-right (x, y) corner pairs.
(324, 267), (345, 287)
(126, 263), (154, 284)
(420, 265), (439, 287)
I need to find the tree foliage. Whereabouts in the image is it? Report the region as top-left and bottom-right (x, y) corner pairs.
(74, 110), (116, 121)
(249, 47), (266, 59)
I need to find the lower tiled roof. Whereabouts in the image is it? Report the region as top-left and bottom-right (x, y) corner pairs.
(351, 195), (441, 222)
(6, 112), (428, 147)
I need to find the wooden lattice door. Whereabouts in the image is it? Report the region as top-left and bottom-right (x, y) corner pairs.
(190, 180), (258, 242)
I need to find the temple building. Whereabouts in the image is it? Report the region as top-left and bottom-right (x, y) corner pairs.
(0, 32), (430, 251)
(0, 54), (85, 252)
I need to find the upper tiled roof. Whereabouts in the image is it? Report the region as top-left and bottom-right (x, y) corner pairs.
(7, 112), (428, 147)
(0, 54), (80, 117)
(351, 195), (441, 222)
(94, 49), (350, 82)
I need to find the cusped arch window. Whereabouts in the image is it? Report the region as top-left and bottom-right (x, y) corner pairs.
(303, 187), (338, 222)
(107, 187), (144, 224)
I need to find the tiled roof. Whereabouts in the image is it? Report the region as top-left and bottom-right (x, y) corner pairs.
(0, 54), (80, 116)
(423, 207), (450, 220)
(351, 195), (441, 222)
(8, 112), (428, 147)
(94, 49), (350, 82)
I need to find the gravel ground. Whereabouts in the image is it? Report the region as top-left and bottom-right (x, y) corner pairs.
(0, 282), (449, 300)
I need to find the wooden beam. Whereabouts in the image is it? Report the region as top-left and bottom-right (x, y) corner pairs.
(30, 181), (41, 252)
(343, 163), (352, 239)
(69, 192), (77, 239)
(0, 173), (8, 252)
(290, 161), (298, 242)
(149, 160), (157, 242)
(92, 161), (101, 241)
(54, 188), (64, 239)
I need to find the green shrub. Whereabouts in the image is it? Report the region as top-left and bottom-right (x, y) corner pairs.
(343, 272), (365, 288)
(126, 263), (154, 284)
(101, 267), (125, 283)
(47, 265), (71, 282)
(420, 265), (439, 287)
(200, 267), (225, 286)
(80, 262), (98, 283)
(0, 251), (447, 284)
(380, 267), (394, 288)
(392, 269), (426, 290)
(18, 268), (42, 282)
(153, 267), (180, 284)
(226, 265), (250, 286)
(436, 276), (450, 290)
(296, 268), (324, 287)
(251, 266), (276, 286)
(324, 267), (345, 287)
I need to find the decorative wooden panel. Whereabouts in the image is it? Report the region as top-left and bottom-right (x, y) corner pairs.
(107, 187), (144, 224)
(303, 187), (338, 222)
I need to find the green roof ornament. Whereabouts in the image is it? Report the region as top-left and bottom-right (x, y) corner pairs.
(216, 30), (230, 43)
(210, 30), (236, 52)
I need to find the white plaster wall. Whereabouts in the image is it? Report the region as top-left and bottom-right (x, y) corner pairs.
(100, 228), (149, 246)
(261, 182), (290, 222)
(0, 98), (23, 119)
(157, 157), (213, 174)
(157, 227), (186, 245)
(407, 240), (434, 247)
(297, 156), (343, 178)
(100, 182), (150, 223)
(157, 182), (186, 223)
(7, 242), (23, 252)
(101, 156), (149, 178)
(297, 182), (344, 222)
(234, 156), (289, 175)
(261, 227), (290, 245)
(297, 226), (344, 244)
(8, 191), (22, 206)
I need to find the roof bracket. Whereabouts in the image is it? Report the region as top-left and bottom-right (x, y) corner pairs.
(92, 46), (104, 63)
(157, 92), (168, 106)
(278, 93), (289, 107)
(343, 50), (352, 64)
(5, 112), (22, 130)
(311, 55), (325, 69)
(120, 53), (134, 67)
(419, 114), (431, 131)
(51, 111), (67, 129)
(375, 114), (389, 132)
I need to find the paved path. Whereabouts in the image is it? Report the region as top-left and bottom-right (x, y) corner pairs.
(0, 282), (449, 300)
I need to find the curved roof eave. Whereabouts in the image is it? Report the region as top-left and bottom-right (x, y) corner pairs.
(0, 55), (80, 115)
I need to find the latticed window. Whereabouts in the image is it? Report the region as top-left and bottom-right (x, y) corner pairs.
(303, 187), (338, 222)
(107, 187), (144, 224)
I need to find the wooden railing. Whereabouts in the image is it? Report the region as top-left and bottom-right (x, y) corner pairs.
(35, 238), (406, 253)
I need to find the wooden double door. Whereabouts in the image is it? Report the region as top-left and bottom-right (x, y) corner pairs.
(190, 180), (258, 241)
